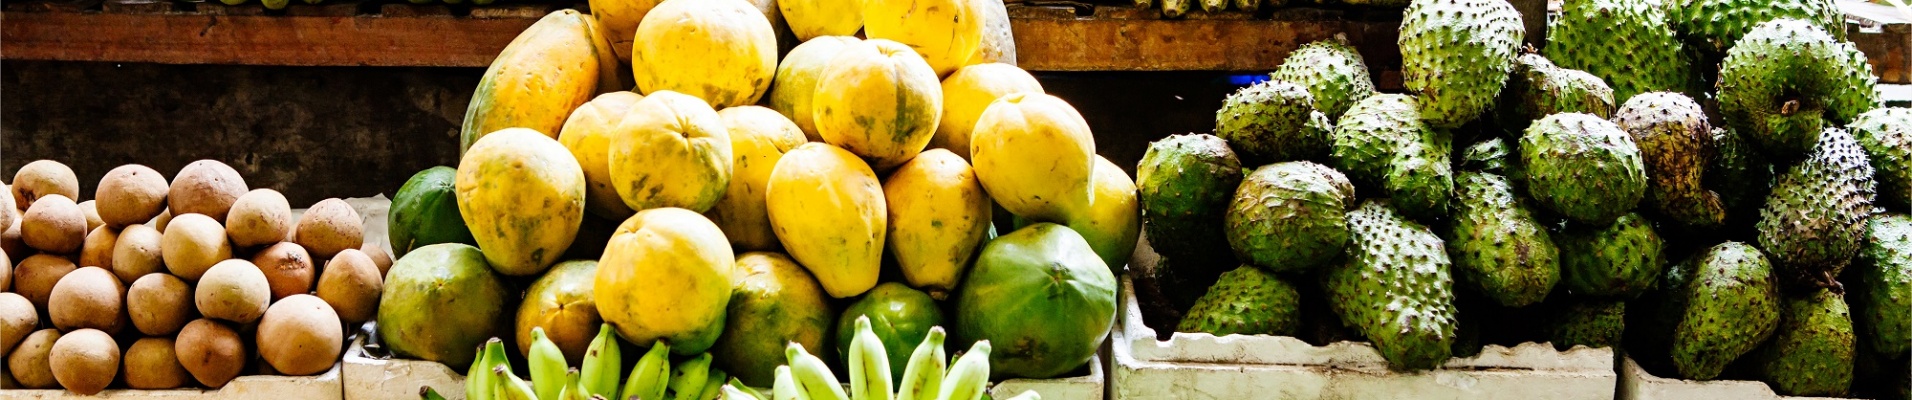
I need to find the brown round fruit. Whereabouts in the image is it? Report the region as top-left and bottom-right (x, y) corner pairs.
(253, 242), (315, 301)
(49, 328), (119, 395)
(123, 337), (191, 389)
(316, 249), (383, 326)
(48, 267), (126, 334)
(294, 198), (363, 259)
(161, 213), (233, 281)
(227, 189), (293, 249)
(78, 225), (119, 268)
(0, 183), (17, 231)
(3, 218), (32, 260)
(12, 160), (79, 209)
(128, 272), (197, 336)
(9, 329), (62, 388)
(152, 208), (173, 232)
(0, 292), (37, 358)
(176, 318), (246, 388)
(112, 224), (165, 284)
(1, 247), (12, 290)
(169, 160), (248, 222)
(79, 200), (103, 233)
(14, 254), (78, 311)
(361, 241), (393, 276)
(96, 164), (171, 228)
(196, 259), (270, 323)
(256, 294), (344, 375)
(22, 194), (86, 254)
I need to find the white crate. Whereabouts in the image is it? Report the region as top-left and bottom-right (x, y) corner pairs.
(1617, 355), (1863, 400)
(989, 354), (1106, 400)
(0, 362), (343, 400)
(341, 338), (466, 400)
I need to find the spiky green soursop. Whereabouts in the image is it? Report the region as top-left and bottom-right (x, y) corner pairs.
(1558, 213), (1665, 298)
(1459, 138), (1524, 180)
(1520, 113), (1648, 225)
(1718, 18), (1880, 158)
(1446, 172), (1559, 307)
(1853, 213), (1912, 357)
(1750, 289), (1855, 397)
(1217, 80), (1334, 164)
(1706, 127), (1773, 219)
(1666, 0), (1844, 56)
(1547, 298), (1625, 351)
(1331, 94), (1453, 221)
(1270, 40), (1378, 120)
(1546, 0), (1693, 103)
(1496, 54), (1617, 135)
(1178, 265), (1303, 336)
(1758, 128), (1876, 288)
(1616, 92), (1725, 229)
(1224, 162), (1355, 273)
(1324, 200), (1457, 371)
(1137, 133), (1243, 283)
(1849, 108), (1912, 211)
(1399, 0), (1524, 129)
(1667, 241), (1781, 380)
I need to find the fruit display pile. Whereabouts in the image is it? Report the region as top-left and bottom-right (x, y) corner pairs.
(1135, 0), (1909, 397)
(0, 159), (387, 394)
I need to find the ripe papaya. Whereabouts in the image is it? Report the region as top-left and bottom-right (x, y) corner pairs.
(767, 36), (860, 142)
(608, 91), (733, 213)
(631, 0), (779, 108)
(461, 10), (605, 153)
(596, 208), (735, 355)
(779, 0), (860, 40)
(933, 63), (1044, 160)
(707, 106), (806, 252)
(970, 93), (1098, 224)
(766, 143), (887, 298)
(954, 223), (1116, 379)
(1066, 156), (1140, 269)
(455, 128), (587, 277)
(970, 0), (1017, 66)
(883, 149), (991, 299)
(559, 91), (645, 221)
(864, 0), (984, 77)
(814, 39), (945, 171)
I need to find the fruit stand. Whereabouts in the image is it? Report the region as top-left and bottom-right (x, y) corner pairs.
(2, 0), (1911, 398)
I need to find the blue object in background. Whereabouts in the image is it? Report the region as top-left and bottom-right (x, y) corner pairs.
(1226, 73), (1271, 87)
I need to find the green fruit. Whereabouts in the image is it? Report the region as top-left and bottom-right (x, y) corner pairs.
(1717, 18), (1879, 158)
(1330, 94), (1453, 221)
(1399, 0), (1524, 129)
(389, 166), (477, 258)
(1177, 265), (1302, 337)
(1216, 80), (1333, 164)
(1519, 113), (1648, 225)
(514, 260), (601, 366)
(1270, 40), (1377, 120)
(1546, 0), (1693, 103)
(1557, 213), (1664, 298)
(1495, 54), (1617, 135)
(1666, 0), (1843, 55)
(1135, 133), (1243, 282)
(1546, 298), (1624, 351)
(1757, 128), (1876, 286)
(1615, 92), (1725, 229)
(377, 243), (511, 370)
(1849, 107), (1912, 211)
(1749, 289), (1855, 396)
(1324, 200), (1457, 371)
(1853, 213), (1912, 357)
(836, 281), (941, 380)
(1446, 172), (1559, 307)
(955, 223), (1116, 379)
(1458, 138), (1523, 181)
(1667, 241), (1780, 380)
(1706, 127), (1773, 216)
(720, 252), (835, 387)
(1223, 162), (1355, 273)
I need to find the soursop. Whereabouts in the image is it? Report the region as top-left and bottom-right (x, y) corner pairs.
(1459, 138), (1524, 181)
(1546, 0), (1693, 103)
(1557, 213), (1665, 298)
(1218, 80), (1333, 164)
(1666, 241), (1781, 380)
(1177, 265), (1303, 337)
(1849, 107), (1912, 211)
(1616, 92), (1725, 229)
(1718, 18), (1880, 158)
(1136, 133), (1243, 283)
(1496, 53), (1617, 135)
(1446, 172), (1560, 307)
(1757, 127), (1876, 288)
(1224, 162), (1355, 273)
(1852, 213), (1912, 357)
(1666, 0), (1844, 56)
(1324, 200), (1458, 371)
(1398, 0), (1525, 129)
(1270, 40), (1378, 120)
(1749, 289), (1856, 397)
(1520, 113), (1648, 225)
(1706, 127), (1774, 220)
(1330, 94), (1454, 221)
(1546, 298), (1626, 351)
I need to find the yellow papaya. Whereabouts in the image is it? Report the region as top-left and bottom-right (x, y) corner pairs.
(883, 149), (991, 299)
(1066, 156), (1140, 269)
(970, 93), (1097, 223)
(932, 63), (1043, 160)
(455, 128), (587, 276)
(559, 91), (645, 221)
(608, 91), (734, 213)
(864, 0), (983, 77)
(779, 0), (860, 40)
(813, 39), (944, 171)
(595, 207), (734, 355)
(631, 0), (779, 108)
(461, 9), (604, 153)
(767, 36), (859, 142)
(970, 0), (1017, 66)
(707, 106), (806, 252)
(579, 13), (632, 94)
(765, 143), (886, 298)
(587, 0), (664, 62)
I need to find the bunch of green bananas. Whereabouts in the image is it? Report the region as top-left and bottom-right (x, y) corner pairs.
(720, 316), (1040, 400)
(442, 324), (734, 400)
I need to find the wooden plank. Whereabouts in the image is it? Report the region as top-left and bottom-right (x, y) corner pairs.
(1842, 0), (1910, 83)
(0, 11), (538, 67)
(1009, 6), (1401, 72)
(102, 0), (175, 14)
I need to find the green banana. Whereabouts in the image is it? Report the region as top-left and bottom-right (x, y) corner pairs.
(728, 377), (769, 400)
(997, 391), (1040, 400)
(786, 342), (850, 400)
(530, 327), (570, 400)
(580, 324), (624, 399)
(849, 317), (895, 400)
(697, 369), (727, 400)
(496, 366), (539, 400)
(470, 339), (510, 400)
(623, 341), (672, 400)
(420, 386), (450, 400)
(723, 384), (764, 400)
(934, 341), (991, 400)
(669, 353), (714, 400)
(895, 327), (948, 400)
(560, 368), (590, 400)
(772, 365), (802, 400)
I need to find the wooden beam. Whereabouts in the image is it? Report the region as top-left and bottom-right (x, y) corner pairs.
(1007, 5), (1403, 72)
(1, 10), (536, 67)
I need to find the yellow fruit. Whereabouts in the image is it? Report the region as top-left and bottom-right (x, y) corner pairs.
(969, 0), (1016, 66)
(970, 93), (1097, 223)
(882, 149), (991, 299)
(931, 63), (1043, 160)
(560, 91), (645, 221)
(813, 39), (944, 171)
(1066, 156), (1140, 269)
(579, 13), (633, 94)
(631, 0), (779, 108)
(461, 10), (605, 152)
(707, 106), (807, 252)
(767, 36), (860, 141)
(588, 0), (665, 62)
(456, 128), (587, 277)
(595, 208), (734, 355)
(779, 0), (860, 40)
(608, 90), (734, 213)
(863, 0), (983, 77)
(765, 143), (886, 298)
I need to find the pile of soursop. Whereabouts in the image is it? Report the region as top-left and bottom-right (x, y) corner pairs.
(1134, 0), (1911, 397)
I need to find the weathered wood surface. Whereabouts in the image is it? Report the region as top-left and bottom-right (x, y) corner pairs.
(1842, 0), (1910, 84)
